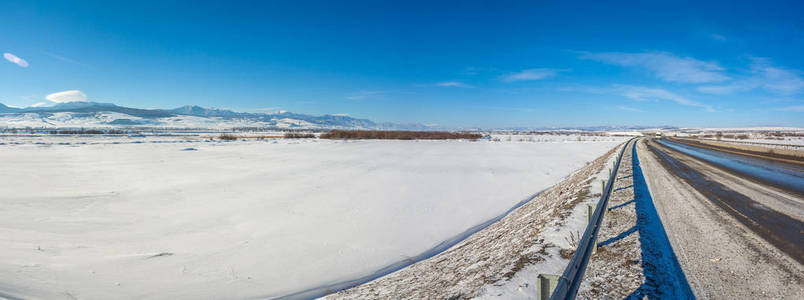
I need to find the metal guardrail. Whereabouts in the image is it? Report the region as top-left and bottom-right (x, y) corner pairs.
(549, 138), (635, 300)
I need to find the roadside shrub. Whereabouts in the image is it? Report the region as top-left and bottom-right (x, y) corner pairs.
(319, 130), (483, 140)
(559, 248), (575, 259)
(284, 132), (316, 139)
(217, 133), (238, 141)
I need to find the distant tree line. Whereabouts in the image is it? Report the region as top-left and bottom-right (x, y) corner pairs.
(319, 130), (482, 140)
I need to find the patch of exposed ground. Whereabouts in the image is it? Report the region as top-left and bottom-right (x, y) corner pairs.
(326, 144), (625, 299)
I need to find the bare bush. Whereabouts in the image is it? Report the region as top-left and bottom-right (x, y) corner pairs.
(560, 248), (576, 259)
(564, 230), (581, 249)
(283, 132), (316, 139)
(217, 133), (238, 141)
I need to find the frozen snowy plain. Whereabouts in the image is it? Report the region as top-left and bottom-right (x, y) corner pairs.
(0, 134), (626, 299)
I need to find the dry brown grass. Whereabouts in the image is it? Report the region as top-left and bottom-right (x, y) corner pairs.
(561, 230), (581, 259)
(560, 248), (576, 259)
(320, 130), (483, 140)
(564, 230), (581, 249)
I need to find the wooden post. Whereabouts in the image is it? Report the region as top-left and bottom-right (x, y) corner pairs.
(601, 179), (606, 194)
(587, 204), (597, 254)
(537, 274), (560, 300)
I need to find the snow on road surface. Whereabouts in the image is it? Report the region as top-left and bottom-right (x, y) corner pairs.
(0, 136), (625, 299)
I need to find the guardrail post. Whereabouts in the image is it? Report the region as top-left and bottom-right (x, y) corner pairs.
(537, 274), (560, 300)
(587, 204), (597, 254)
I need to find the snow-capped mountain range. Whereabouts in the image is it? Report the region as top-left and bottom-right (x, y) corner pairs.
(0, 102), (431, 130)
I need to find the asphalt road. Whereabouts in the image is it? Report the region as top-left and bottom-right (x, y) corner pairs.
(659, 138), (804, 197)
(636, 138), (803, 299)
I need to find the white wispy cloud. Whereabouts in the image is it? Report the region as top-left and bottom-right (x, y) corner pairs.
(711, 34), (727, 42)
(436, 81), (473, 88)
(695, 85), (741, 94)
(41, 51), (84, 66)
(460, 66), (500, 75)
(617, 105), (642, 112)
(500, 68), (562, 82)
(613, 85), (714, 111)
(756, 62), (804, 95)
(31, 102), (49, 107)
(580, 51), (728, 83)
(46, 90), (87, 103)
(346, 90), (389, 100)
(3, 53), (29, 68)
(697, 58), (804, 95)
(566, 84), (714, 112)
(773, 105), (804, 112)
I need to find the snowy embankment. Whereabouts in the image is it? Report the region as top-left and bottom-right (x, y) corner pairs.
(329, 142), (624, 299)
(0, 135), (625, 299)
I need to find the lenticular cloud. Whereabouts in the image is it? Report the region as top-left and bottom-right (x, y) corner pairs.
(3, 53), (29, 67)
(46, 90), (87, 103)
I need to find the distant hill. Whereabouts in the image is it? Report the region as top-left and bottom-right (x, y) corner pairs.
(0, 102), (429, 130)
(0, 103), (21, 113)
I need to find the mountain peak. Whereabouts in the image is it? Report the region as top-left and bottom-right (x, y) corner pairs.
(169, 105), (241, 117)
(47, 101), (117, 110)
(0, 103), (23, 113)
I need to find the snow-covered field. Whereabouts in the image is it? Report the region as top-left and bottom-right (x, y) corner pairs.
(0, 135), (625, 299)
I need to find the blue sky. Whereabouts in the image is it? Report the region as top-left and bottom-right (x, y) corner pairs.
(1, 0), (803, 128)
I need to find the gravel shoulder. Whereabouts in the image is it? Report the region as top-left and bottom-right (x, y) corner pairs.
(637, 139), (804, 299)
(577, 139), (644, 298)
